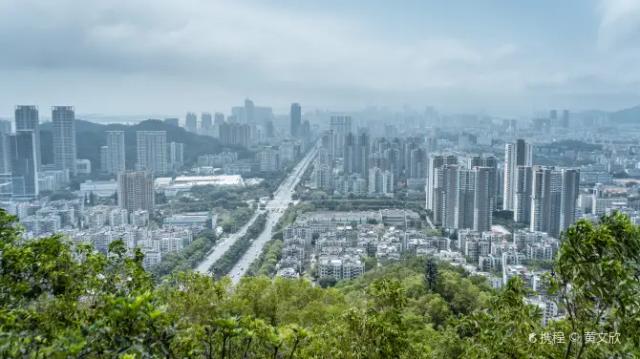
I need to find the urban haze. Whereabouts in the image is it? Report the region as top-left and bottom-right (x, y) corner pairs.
(0, 1), (639, 358)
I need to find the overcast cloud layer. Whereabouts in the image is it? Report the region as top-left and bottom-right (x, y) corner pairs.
(0, 0), (639, 117)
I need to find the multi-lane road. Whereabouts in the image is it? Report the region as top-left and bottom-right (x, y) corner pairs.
(194, 211), (260, 274)
(194, 143), (318, 281)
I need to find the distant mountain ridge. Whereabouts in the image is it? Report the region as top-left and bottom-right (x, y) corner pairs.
(40, 119), (249, 173)
(609, 105), (640, 124)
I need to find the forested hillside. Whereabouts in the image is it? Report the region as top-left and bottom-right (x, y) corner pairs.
(0, 210), (638, 358)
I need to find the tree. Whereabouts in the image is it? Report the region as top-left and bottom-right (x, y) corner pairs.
(425, 256), (438, 291)
(549, 212), (640, 358)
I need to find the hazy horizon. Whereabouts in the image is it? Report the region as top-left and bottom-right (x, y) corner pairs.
(1, 0), (639, 117)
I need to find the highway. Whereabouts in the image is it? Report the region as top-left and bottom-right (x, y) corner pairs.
(228, 144), (318, 284)
(194, 211), (260, 274)
(194, 143), (317, 279)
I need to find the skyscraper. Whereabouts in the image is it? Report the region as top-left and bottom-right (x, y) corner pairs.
(15, 106), (40, 169)
(453, 167), (492, 232)
(0, 134), (11, 174)
(503, 139), (532, 210)
(513, 166), (533, 223)
(201, 112), (213, 131)
(343, 133), (357, 175)
(330, 116), (352, 157)
(561, 110), (570, 128)
(169, 142), (184, 170)
(290, 103), (301, 138)
(185, 112), (198, 133)
(214, 113), (225, 125)
(356, 131), (370, 178)
(368, 167), (394, 196)
(117, 171), (154, 213)
(455, 168), (475, 230)
(52, 106), (77, 176)
(472, 167), (492, 232)
(10, 130), (38, 199)
(219, 122), (251, 147)
(136, 131), (168, 175)
(426, 154), (458, 211)
(105, 131), (126, 175)
(0, 120), (11, 135)
(530, 166), (562, 237)
(559, 169), (580, 231)
(409, 148), (427, 179)
(440, 164), (459, 228)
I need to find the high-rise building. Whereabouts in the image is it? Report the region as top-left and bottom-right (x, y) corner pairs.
(426, 154), (458, 211)
(105, 131), (126, 175)
(409, 148), (427, 179)
(313, 162), (334, 191)
(201, 113), (213, 131)
(214, 113), (225, 125)
(169, 142), (184, 170)
(455, 168), (475, 230)
(467, 155), (499, 209)
(52, 106), (77, 176)
(213, 113), (225, 138)
(258, 146), (280, 172)
(530, 166), (563, 237)
(117, 171), (154, 213)
(440, 164), (459, 228)
(368, 167), (394, 196)
(219, 122), (251, 147)
(561, 110), (570, 128)
(559, 169), (580, 231)
(15, 106), (40, 169)
(0, 120), (11, 134)
(330, 116), (352, 157)
(100, 146), (108, 172)
(549, 110), (558, 124)
(356, 132), (370, 179)
(244, 99), (255, 124)
(503, 139), (532, 210)
(513, 166), (533, 223)
(343, 132), (357, 175)
(453, 167), (489, 231)
(10, 130), (39, 199)
(185, 112), (198, 133)
(136, 131), (168, 175)
(473, 167), (492, 232)
(0, 134), (11, 175)
(230, 99), (273, 127)
(290, 103), (301, 138)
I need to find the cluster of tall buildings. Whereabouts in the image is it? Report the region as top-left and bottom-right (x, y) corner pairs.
(101, 131), (126, 175)
(422, 139), (580, 237)
(501, 139), (580, 237)
(313, 116), (431, 197)
(0, 106), (78, 199)
(425, 154), (498, 232)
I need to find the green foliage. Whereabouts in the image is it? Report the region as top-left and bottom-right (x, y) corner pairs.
(211, 213), (268, 277)
(1, 209), (639, 357)
(549, 212), (640, 357)
(149, 229), (217, 278)
(247, 239), (283, 276)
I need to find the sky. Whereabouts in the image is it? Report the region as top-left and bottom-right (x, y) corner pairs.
(0, 0), (639, 118)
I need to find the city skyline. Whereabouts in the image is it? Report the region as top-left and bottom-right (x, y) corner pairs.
(1, 0), (640, 116)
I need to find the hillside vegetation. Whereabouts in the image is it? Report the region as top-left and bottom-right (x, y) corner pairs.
(0, 210), (638, 358)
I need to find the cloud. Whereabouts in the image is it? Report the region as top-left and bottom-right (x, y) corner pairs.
(597, 0), (640, 50)
(0, 0), (639, 114)
(0, 1), (522, 95)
